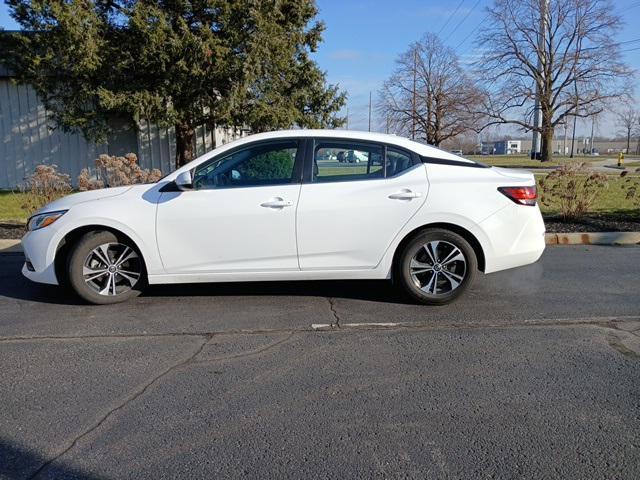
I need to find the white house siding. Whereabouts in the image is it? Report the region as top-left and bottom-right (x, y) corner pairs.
(0, 77), (247, 189)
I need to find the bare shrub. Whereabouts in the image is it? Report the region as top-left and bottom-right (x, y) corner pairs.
(20, 164), (72, 216)
(619, 168), (640, 208)
(78, 153), (162, 191)
(539, 162), (608, 221)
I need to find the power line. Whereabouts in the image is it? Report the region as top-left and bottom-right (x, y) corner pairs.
(443, 0), (483, 44)
(454, 22), (482, 51)
(436, 0), (466, 37)
(620, 45), (640, 53)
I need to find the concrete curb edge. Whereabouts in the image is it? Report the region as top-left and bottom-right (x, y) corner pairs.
(545, 232), (640, 245)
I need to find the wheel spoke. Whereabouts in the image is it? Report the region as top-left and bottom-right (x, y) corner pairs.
(114, 246), (131, 266)
(440, 247), (464, 266)
(423, 242), (437, 264)
(421, 271), (438, 294)
(441, 270), (462, 290)
(430, 272), (439, 294)
(93, 244), (112, 266)
(99, 273), (114, 295)
(410, 258), (433, 275)
(116, 248), (138, 267)
(117, 270), (139, 286)
(84, 270), (108, 282)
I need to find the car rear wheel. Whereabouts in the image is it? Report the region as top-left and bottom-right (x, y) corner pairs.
(67, 231), (146, 305)
(396, 228), (477, 305)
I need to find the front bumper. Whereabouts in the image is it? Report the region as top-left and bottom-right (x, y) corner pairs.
(21, 228), (60, 285)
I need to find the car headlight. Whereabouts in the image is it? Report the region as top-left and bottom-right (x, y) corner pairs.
(27, 210), (68, 231)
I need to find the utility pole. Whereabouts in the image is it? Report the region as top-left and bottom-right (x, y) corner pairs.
(589, 115), (595, 155)
(368, 91), (372, 132)
(531, 0), (549, 160)
(346, 107), (349, 130)
(570, 77), (578, 158)
(412, 47), (417, 140)
(386, 115), (390, 134)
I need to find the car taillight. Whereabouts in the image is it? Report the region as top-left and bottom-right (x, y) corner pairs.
(498, 186), (537, 206)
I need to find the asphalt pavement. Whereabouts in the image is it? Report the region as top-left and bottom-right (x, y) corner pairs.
(0, 245), (639, 479)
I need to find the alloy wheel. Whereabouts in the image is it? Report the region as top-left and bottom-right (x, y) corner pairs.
(409, 240), (467, 295)
(82, 243), (141, 296)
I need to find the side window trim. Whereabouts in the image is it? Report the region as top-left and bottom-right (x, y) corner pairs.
(302, 138), (421, 184)
(305, 137), (387, 184)
(191, 138), (305, 190)
(386, 145), (421, 178)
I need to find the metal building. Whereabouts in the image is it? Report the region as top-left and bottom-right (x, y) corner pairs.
(0, 66), (246, 190)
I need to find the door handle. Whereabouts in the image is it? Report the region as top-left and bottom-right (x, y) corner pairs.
(260, 198), (294, 208)
(388, 190), (422, 200)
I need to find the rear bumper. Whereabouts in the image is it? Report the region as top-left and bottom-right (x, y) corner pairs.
(481, 203), (546, 274)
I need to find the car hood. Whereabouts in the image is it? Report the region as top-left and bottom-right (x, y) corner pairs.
(35, 186), (134, 215)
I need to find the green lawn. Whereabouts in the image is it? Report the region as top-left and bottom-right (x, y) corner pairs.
(0, 191), (28, 224)
(468, 154), (640, 169)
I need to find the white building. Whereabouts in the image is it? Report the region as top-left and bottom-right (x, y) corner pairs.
(494, 140), (522, 155)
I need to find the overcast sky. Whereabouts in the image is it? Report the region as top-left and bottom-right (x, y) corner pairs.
(2, 0), (639, 137)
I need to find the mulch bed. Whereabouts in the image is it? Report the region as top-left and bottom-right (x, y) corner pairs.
(0, 224), (25, 240)
(543, 213), (640, 233)
(2, 213), (639, 240)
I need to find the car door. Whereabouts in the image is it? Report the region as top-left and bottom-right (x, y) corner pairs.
(156, 139), (303, 274)
(296, 139), (428, 270)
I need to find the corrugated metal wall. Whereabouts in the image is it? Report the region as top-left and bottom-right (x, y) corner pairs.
(0, 79), (108, 189)
(0, 78), (246, 189)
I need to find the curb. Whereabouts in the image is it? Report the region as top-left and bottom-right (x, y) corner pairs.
(545, 232), (640, 245)
(0, 239), (21, 253)
(1, 233), (639, 253)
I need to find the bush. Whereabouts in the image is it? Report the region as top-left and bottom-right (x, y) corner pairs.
(539, 162), (608, 220)
(619, 168), (640, 208)
(20, 165), (73, 216)
(78, 153), (162, 190)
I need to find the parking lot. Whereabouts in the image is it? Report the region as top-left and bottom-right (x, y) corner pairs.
(1, 245), (639, 479)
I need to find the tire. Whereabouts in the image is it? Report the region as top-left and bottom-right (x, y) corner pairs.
(395, 228), (477, 305)
(67, 230), (146, 305)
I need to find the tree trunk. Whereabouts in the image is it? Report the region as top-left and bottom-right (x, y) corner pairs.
(540, 126), (554, 162)
(175, 123), (195, 168)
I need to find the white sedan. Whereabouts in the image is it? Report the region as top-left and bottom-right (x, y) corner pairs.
(21, 130), (545, 305)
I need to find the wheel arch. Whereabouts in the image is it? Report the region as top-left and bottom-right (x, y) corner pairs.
(392, 222), (486, 273)
(54, 225), (148, 285)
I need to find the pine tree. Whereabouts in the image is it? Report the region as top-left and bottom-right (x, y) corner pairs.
(2, 0), (345, 168)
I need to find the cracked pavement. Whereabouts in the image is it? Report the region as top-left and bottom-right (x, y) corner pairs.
(0, 245), (639, 479)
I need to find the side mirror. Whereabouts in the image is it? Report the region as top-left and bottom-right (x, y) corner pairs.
(175, 170), (193, 191)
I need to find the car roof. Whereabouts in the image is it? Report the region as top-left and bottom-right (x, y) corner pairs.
(190, 129), (476, 166)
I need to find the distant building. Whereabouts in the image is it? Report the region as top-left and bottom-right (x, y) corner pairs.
(494, 140), (522, 155)
(0, 65), (247, 190)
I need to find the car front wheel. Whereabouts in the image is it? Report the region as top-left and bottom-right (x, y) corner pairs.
(67, 230), (146, 305)
(396, 228), (477, 305)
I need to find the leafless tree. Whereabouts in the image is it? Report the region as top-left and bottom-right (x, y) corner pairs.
(377, 33), (483, 147)
(616, 107), (638, 154)
(476, 0), (633, 161)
